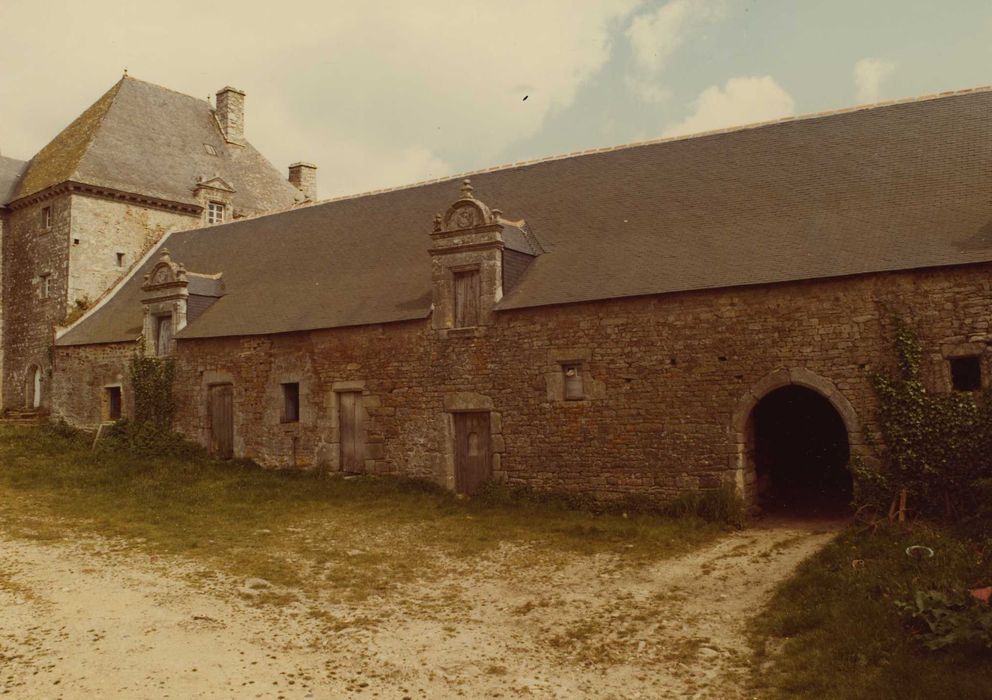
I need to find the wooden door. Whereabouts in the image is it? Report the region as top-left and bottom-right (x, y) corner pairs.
(208, 384), (234, 459)
(339, 391), (364, 472)
(454, 412), (491, 495)
(453, 269), (480, 328)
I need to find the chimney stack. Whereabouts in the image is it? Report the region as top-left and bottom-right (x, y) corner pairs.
(215, 86), (245, 143)
(288, 162), (318, 201)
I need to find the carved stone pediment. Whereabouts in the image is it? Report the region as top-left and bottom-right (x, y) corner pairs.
(193, 175), (235, 194)
(437, 179), (496, 232)
(142, 249), (188, 291)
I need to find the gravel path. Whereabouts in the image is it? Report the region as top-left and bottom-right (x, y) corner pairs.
(0, 520), (839, 699)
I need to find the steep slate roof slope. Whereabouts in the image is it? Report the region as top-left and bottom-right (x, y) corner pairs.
(13, 76), (302, 213)
(58, 87), (992, 346)
(0, 155), (27, 205)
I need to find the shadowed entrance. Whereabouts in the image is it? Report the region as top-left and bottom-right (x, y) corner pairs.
(752, 385), (853, 514)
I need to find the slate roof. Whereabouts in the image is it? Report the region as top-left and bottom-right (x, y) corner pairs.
(58, 87), (992, 346)
(0, 155), (27, 205)
(12, 76), (303, 214)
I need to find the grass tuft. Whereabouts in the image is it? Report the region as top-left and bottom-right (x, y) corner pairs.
(0, 423), (722, 604)
(749, 522), (992, 699)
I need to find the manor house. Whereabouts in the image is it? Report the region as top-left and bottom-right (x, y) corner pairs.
(13, 78), (992, 512)
(0, 76), (315, 418)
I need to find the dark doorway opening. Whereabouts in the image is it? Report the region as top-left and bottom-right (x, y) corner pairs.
(752, 385), (852, 515)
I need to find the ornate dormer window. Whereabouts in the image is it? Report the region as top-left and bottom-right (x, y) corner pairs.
(141, 249), (188, 357)
(428, 179), (542, 333)
(140, 249), (225, 356)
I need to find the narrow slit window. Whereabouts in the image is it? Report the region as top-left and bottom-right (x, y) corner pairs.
(39, 274), (51, 299)
(950, 356), (982, 392)
(452, 269), (480, 328)
(41, 206), (52, 230)
(116, 252), (125, 267)
(282, 382), (300, 423)
(563, 363), (584, 400)
(105, 386), (122, 421)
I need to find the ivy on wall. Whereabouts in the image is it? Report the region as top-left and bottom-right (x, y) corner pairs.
(853, 318), (992, 522)
(129, 348), (175, 430)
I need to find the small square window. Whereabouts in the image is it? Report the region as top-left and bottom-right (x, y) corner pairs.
(562, 363), (584, 400)
(281, 383), (300, 423)
(116, 252), (125, 267)
(41, 206), (52, 230)
(105, 386), (122, 421)
(207, 201), (225, 224)
(951, 356), (982, 392)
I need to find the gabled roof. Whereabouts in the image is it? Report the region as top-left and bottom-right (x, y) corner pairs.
(0, 155), (27, 206)
(58, 86), (992, 346)
(12, 76), (302, 213)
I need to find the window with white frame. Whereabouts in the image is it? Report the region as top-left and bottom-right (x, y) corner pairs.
(207, 201), (226, 224)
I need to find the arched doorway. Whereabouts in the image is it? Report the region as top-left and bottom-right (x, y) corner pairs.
(751, 385), (852, 514)
(24, 365), (42, 410)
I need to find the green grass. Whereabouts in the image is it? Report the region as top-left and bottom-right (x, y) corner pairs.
(0, 423), (722, 605)
(750, 522), (992, 699)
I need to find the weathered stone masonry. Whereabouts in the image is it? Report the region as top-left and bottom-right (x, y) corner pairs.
(42, 84), (992, 504)
(3, 195), (72, 411)
(1, 75), (309, 412)
(51, 262), (992, 501)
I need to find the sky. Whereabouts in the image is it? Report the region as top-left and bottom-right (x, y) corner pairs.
(2, 0), (992, 199)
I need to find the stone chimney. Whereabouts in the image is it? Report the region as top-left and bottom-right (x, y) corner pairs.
(288, 162), (318, 201)
(215, 86), (245, 143)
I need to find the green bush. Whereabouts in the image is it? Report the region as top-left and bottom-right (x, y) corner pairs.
(97, 419), (206, 459)
(896, 589), (992, 652)
(859, 318), (992, 522)
(130, 350), (175, 430)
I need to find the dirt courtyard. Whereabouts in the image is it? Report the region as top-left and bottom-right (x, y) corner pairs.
(0, 520), (837, 699)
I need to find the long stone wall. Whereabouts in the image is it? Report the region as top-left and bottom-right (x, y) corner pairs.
(51, 262), (992, 502)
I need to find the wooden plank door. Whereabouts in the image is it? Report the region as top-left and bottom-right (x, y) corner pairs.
(208, 384), (234, 459)
(339, 391), (364, 472)
(454, 412), (491, 495)
(453, 269), (480, 327)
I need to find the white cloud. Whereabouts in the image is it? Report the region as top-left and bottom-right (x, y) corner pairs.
(0, 0), (641, 197)
(663, 76), (795, 137)
(625, 0), (725, 102)
(854, 58), (896, 103)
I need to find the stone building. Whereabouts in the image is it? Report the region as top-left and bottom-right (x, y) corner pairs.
(0, 76), (315, 413)
(46, 86), (992, 511)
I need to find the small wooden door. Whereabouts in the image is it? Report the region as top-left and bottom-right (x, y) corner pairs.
(208, 384), (234, 459)
(454, 412), (491, 495)
(453, 269), (480, 328)
(338, 391), (364, 472)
